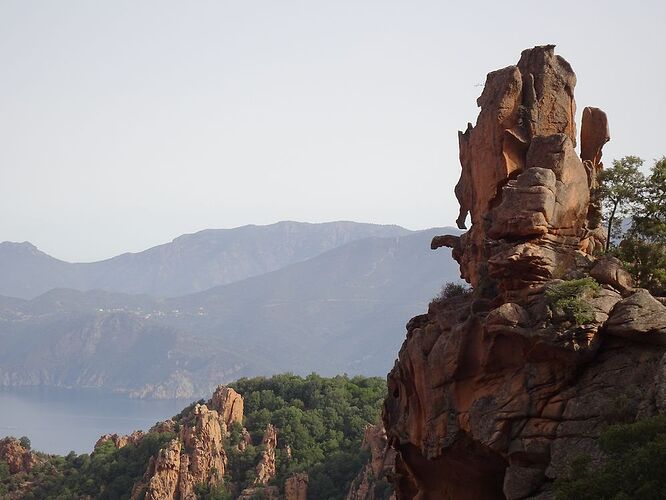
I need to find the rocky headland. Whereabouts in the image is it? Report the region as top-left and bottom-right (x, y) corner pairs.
(383, 45), (666, 499)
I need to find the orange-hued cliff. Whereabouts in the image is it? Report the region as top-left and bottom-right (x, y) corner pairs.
(383, 45), (666, 499)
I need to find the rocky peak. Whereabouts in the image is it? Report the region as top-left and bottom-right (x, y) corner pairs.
(437, 44), (608, 301)
(141, 439), (182, 500)
(132, 385), (243, 499)
(384, 45), (666, 499)
(210, 385), (244, 429)
(178, 403), (227, 498)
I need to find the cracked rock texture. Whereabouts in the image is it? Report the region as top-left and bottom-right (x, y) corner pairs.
(383, 45), (666, 499)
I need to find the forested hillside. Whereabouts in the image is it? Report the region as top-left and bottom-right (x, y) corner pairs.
(0, 374), (392, 500)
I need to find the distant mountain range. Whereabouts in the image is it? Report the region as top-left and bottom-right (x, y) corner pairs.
(0, 221), (411, 299)
(0, 222), (461, 398)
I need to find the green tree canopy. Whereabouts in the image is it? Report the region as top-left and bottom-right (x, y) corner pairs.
(597, 156), (646, 250)
(600, 156), (666, 295)
(556, 415), (666, 499)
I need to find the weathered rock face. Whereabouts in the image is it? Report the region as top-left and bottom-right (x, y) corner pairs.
(178, 403), (227, 499)
(142, 439), (182, 500)
(0, 437), (38, 474)
(235, 424), (280, 499)
(347, 424), (396, 500)
(132, 385), (239, 500)
(436, 45), (608, 301)
(285, 472), (309, 500)
(254, 423), (278, 486)
(210, 385), (244, 429)
(95, 430), (144, 450)
(384, 45), (666, 499)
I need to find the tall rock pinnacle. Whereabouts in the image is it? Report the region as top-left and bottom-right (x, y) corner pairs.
(434, 45), (608, 301)
(384, 46), (666, 499)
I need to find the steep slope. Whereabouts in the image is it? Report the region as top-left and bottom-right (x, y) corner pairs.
(383, 45), (666, 499)
(0, 221), (412, 299)
(0, 229), (460, 398)
(167, 227), (460, 376)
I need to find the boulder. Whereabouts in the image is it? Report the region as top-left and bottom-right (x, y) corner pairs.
(605, 289), (666, 343)
(590, 256), (635, 295)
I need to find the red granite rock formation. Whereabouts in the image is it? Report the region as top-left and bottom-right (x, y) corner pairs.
(95, 430), (145, 450)
(210, 385), (244, 429)
(384, 45), (666, 499)
(253, 423), (278, 486)
(131, 385), (242, 500)
(347, 424), (396, 500)
(439, 45), (608, 301)
(0, 437), (38, 475)
(285, 472), (309, 500)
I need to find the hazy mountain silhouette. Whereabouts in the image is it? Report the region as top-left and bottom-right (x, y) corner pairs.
(0, 221), (411, 299)
(0, 227), (461, 398)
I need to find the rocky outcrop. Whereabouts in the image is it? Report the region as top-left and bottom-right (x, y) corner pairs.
(347, 424), (396, 500)
(384, 45), (666, 499)
(238, 427), (252, 452)
(132, 385), (240, 500)
(234, 424), (280, 499)
(142, 439), (182, 500)
(0, 437), (38, 474)
(95, 430), (144, 450)
(253, 424), (278, 486)
(178, 403), (227, 499)
(210, 385), (244, 429)
(237, 485), (280, 499)
(285, 472), (309, 500)
(442, 45), (608, 301)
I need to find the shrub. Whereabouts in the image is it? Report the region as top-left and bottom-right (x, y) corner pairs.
(545, 278), (601, 326)
(436, 282), (471, 301)
(555, 415), (666, 499)
(19, 436), (31, 450)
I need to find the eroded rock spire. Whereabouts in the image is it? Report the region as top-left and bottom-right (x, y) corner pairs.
(435, 45), (608, 301)
(384, 45), (666, 500)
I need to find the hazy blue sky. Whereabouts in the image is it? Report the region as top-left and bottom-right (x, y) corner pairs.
(1, 0), (664, 261)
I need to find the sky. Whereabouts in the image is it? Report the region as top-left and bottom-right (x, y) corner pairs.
(1, 0), (664, 262)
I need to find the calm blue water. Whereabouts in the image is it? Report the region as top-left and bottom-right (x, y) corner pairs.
(0, 387), (190, 455)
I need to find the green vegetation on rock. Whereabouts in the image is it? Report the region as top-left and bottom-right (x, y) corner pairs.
(0, 374), (386, 499)
(555, 415), (666, 499)
(228, 373), (386, 499)
(545, 277), (601, 326)
(600, 156), (666, 295)
(0, 431), (175, 500)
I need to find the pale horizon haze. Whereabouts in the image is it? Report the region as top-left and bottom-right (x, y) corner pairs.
(1, 0), (664, 262)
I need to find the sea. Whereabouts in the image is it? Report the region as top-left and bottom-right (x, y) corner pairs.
(0, 387), (190, 455)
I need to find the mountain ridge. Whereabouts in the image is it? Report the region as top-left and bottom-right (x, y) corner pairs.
(0, 221), (416, 299)
(0, 227), (461, 398)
